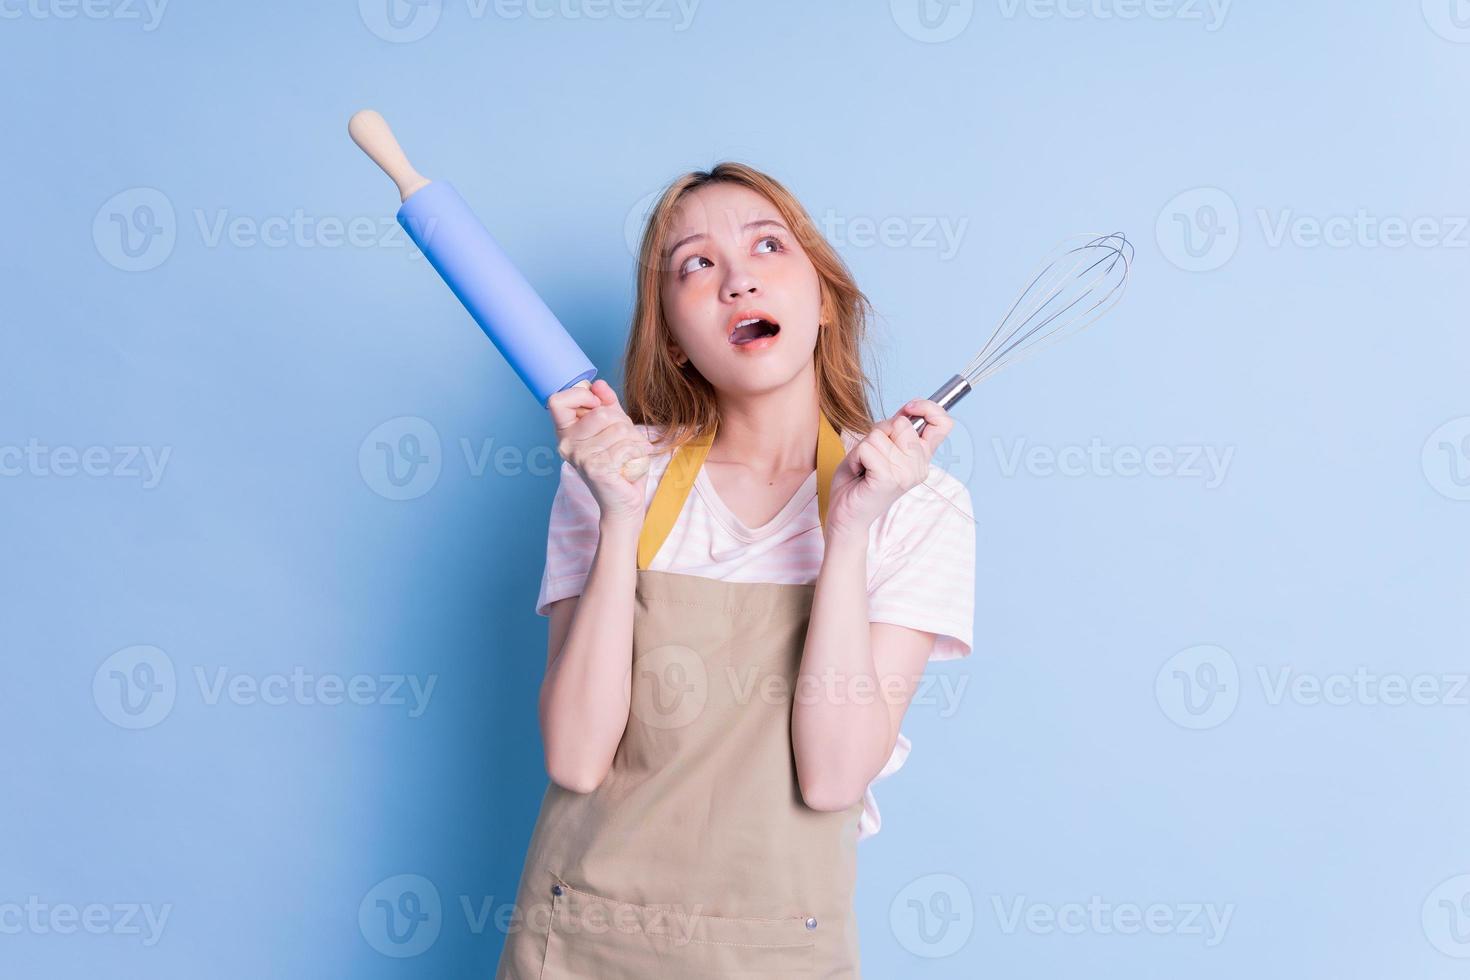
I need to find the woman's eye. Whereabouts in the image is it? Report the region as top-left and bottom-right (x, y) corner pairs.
(678, 255), (712, 277)
(755, 235), (784, 254)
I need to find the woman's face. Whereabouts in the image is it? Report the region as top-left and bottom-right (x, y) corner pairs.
(659, 182), (824, 399)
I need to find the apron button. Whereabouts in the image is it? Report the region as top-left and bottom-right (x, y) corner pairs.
(805, 916), (818, 930)
(551, 884), (563, 896)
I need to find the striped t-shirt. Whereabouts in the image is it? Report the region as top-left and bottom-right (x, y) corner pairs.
(535, 423), (976, 840)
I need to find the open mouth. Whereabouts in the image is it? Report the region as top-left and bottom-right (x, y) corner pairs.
(727, 311), (782, 346)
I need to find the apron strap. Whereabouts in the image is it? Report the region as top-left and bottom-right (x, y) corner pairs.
(814, 411), (845, 528)
(637, 413), (846, 571)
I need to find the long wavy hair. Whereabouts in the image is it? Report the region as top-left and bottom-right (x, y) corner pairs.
(621, 162), (878, 454)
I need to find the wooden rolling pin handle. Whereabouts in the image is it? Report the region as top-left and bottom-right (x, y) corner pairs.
(348, 109), (431, 203)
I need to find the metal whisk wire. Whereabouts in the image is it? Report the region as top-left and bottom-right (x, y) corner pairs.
(913, 232), (1133, 434)
(965, 232), (1132, 384)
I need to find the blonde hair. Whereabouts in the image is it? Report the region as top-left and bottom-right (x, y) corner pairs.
(621, 162), (878, 454)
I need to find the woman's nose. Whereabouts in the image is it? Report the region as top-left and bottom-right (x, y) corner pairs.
(723, 272), (759, 299)
(720, 252), (760, 298)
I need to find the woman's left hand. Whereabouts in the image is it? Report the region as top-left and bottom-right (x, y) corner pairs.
(826, 398), (954, 540)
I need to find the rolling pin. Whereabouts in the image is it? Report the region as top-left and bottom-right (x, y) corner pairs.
(349, 109), (647, 480)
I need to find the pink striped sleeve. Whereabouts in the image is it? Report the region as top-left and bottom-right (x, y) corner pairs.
(535, 459), (603, 617)
(865, 465), (976, 660)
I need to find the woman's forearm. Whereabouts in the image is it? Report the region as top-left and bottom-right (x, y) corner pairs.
(791, 526), (894, 810)
(538, 517), (640, 793)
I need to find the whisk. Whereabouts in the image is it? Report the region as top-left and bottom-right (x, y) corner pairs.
(910, 232), (1133, 434)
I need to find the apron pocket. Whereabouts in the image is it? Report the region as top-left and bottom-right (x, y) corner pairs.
(541, 877), (816, 979)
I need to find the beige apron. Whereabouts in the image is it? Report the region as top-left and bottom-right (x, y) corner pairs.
(497, 413), (865, 979)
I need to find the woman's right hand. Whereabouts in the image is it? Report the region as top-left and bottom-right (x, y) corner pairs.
(548, 379), (652, 526)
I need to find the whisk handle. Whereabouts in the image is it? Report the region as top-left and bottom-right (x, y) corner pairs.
(910, 374), (972, 435)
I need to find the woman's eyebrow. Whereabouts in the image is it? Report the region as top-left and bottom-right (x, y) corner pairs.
(664, 219), (790, 260)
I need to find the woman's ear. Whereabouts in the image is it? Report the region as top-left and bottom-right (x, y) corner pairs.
(818, 286), (836, 333)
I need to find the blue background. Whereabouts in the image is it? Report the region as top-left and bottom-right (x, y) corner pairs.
(3, 1), (1469, 976)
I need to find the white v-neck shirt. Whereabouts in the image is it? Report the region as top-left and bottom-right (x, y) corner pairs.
(535, 424), (976, 840)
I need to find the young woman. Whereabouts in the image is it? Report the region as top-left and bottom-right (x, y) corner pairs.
(496, 163), (975, 979)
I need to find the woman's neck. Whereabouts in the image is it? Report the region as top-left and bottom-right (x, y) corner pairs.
(710, 367), (821, 477)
